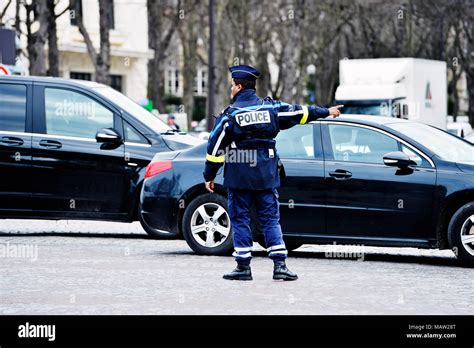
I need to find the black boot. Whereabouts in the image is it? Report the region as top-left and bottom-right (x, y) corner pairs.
(223, 264), (252, 281)
(273, 260), (298, 281)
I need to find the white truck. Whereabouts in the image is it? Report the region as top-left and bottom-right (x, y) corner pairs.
(335, 58), (447, 129)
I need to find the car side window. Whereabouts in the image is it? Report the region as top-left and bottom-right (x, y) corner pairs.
(276, 124), (314, 159)
(0, 83), (27, 132)
(124, 121), (149, 144)
(44, 88), (114, 139)
(328, 124), (399, 164)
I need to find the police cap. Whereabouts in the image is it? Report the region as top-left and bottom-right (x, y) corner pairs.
(229, 65), (260, 82)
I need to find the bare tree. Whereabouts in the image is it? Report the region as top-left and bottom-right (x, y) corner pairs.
(47, 0), (69, 77)
(20, 0), (69, 77)
(270, 0), (305, 101)
(71, 0), (111, 84)
(0, 0), (13, 24)
(302, 0), (353, 106)
(147, 0), (182, 113)
(46, 0), (59, 76)
(250, 0), (273, 97)
(214, 0), (236, 111)
(225, 0), (251, 64)
(24, 0), (49, 76)
(14, 0), (20, 33)
(453, 1), (474, 125)
(166, 0), (471, 122)
(178, 0), (202, 128)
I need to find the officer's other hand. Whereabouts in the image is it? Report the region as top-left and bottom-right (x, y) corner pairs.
(328, 105), (344, 117)
(205, 180), (215, 193)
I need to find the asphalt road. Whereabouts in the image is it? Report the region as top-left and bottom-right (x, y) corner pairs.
(0, 220), (472, 315)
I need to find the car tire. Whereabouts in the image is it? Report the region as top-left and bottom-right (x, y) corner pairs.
(138, 204), (178, 239)
(448, 202), (474, 267)
(182, 193), (234, 255)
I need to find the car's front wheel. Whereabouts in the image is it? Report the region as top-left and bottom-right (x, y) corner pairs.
(448, 202), (474, 267)
(182, 193), (234, 255)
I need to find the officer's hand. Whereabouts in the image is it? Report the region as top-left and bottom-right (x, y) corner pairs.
(205, 181), (215, 193)
(328, 105), (344, 117)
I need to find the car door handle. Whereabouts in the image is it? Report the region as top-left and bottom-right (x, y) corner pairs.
(39, 139), (62, 149)
(0, 136), (24, 146)
(328, 169), (352, 179)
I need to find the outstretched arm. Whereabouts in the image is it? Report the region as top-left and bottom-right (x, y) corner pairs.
(276, 102), (343, 130)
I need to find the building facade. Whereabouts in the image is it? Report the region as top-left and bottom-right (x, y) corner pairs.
(2, 0), (208, 106)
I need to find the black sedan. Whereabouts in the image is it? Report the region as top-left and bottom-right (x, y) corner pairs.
(140, 115), (474, 266)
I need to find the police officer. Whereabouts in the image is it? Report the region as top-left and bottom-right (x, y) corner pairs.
(204, 65), (342, 281)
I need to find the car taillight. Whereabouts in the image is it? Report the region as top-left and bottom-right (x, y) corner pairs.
(145, 161), (172, 179)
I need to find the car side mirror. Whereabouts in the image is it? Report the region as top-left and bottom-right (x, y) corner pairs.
(383, 151), (417, 168)
(96, 128), (122, 144)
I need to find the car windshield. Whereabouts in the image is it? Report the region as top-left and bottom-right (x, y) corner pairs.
(93, 86), (171, 133)
(388, 122), (474, 164)
(343, 105), (389, 116)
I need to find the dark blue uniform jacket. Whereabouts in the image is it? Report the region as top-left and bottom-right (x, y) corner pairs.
(203, 88), (329, 190)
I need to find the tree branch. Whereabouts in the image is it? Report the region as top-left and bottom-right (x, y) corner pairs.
(0, 0), (13, 21)
(70, 0), (98, 66)
(159, 0), (182, 56)
(55, 4), (70, 19)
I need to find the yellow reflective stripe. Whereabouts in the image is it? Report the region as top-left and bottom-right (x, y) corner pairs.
(300, 105), (309, 124)
(206, 154), (225, 163)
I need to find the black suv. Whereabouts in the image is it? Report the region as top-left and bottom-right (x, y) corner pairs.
(0, 76), (202, 237)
